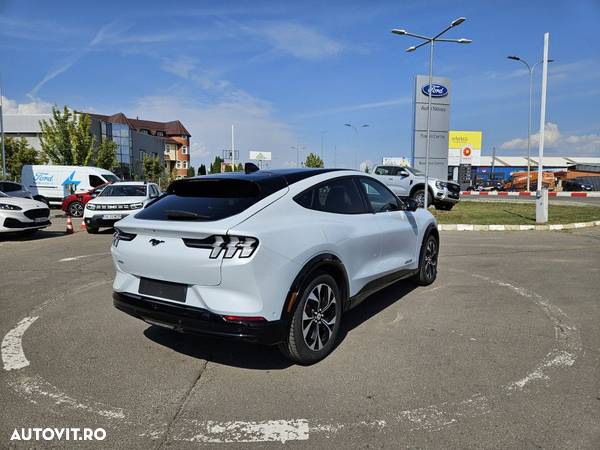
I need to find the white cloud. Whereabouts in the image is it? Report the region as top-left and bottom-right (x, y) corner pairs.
(1, 96), (53, 114)
(132, 94), (296, 168)
(298, 97), (410, 118)
(250, 22), (344, 60)
(500, 122), (600, 154)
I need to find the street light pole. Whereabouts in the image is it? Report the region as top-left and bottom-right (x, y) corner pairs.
(344, 123), (369, 169)
(290, 144), (305, 167)
(320, 130), (327, 162)
(392, 17), (471, 210)
(507, 56), (554, 191)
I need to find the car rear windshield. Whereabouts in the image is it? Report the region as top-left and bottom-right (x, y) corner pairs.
(135, 178), (270, 221)
(101, 185), (147, 197)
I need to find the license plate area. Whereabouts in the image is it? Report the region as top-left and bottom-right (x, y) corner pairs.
(103, 214), (123, 220)
(139, 277), (188, 302)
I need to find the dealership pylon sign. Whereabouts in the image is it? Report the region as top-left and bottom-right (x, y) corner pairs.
(411, 75), (451, 179)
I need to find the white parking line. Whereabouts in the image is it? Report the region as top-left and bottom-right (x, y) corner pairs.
(59, 252), (109, 262)
(178, 419), (309, 443)
(1, 316), (38, 371)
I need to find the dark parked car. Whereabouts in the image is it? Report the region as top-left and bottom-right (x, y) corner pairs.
(563, 180), (593, 191)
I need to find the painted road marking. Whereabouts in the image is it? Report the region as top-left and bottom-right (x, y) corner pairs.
(59, 252), (109, 262)
(0, 274), (582, 443)
(1, 316), (38, 371)
(8, 374), (125, 420)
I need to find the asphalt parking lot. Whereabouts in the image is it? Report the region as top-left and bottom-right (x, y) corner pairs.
(1, 218), (599, 448)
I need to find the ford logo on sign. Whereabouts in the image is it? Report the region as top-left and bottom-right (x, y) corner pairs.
(422, 84), (448, 98)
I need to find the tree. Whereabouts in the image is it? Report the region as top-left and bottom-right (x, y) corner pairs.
(236, 163), (243, 172)
(95, 139), (118, 171)
(304, 152), (324, 168)
(224, 164), (233, 172)
(142, 155), (162, 182)
(70, 113), (95, 165)
(364, 166), (370, 173)
(209, 156), (223, 174)
(39, 106), (74, 164)
(39, 107), (97, 165)
(198, 164), (207, 175)
(0, 137), (46, 181)
(187, 166), (196, 177)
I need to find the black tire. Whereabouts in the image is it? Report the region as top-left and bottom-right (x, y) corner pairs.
(435, 203), (454, 211)
(411, 189), (433, 209)
(412, 233), (439, 286)
(279, 273), (342, 364)
(86, 226), (99, 234)
(68, 201), (84, 217)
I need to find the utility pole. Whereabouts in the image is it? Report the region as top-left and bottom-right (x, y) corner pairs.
(0, 81), (6, 180)
(491, 146), (496, 181)
(231, 124), (235, 171)
(536, 33), (550, 224)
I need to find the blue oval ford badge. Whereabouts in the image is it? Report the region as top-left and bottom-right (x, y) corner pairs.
(422, 84), (448, 97)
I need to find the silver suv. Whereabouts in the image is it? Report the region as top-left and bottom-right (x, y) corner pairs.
(372, 165), (460, 210)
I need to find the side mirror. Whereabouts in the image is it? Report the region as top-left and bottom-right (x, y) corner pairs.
(402, 197), (419, 212)
(398, 170), (409, 178)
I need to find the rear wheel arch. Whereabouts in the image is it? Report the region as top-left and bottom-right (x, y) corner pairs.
(281, 253), (349, 321)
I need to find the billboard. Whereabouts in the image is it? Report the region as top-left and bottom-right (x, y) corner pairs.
(448, 131), (482, 166)
(249, 151), (272, 161)
(412, 75), (451, 179)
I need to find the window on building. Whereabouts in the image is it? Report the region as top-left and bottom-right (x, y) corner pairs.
(181, 146), (189, 155)
(182, 161), (188, 169)
(176, 161), (181, 169)
(156, 131), (165, 137)
(139, 129), (149, 134)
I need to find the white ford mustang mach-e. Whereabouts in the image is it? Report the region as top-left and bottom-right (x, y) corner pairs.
(111, 168), (439, 363)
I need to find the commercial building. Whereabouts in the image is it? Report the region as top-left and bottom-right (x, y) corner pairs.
(86, 112), (191, 179)
(2, 114), (51, 150)
(2, 112), (191, 180)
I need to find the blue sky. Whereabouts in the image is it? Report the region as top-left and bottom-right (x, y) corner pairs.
(1, 0), (599, 169)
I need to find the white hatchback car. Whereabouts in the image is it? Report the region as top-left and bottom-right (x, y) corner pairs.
(111, 168), (438, 363)
(0, 191), (51, 235)
(84, 182), (160, 234)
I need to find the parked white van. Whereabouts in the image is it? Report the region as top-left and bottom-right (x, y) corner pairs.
(21, 165), (120, 205)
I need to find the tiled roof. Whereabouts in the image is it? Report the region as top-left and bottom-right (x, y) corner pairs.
(84, 112), (191, 137)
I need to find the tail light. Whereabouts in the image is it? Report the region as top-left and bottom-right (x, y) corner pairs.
(182, 235), (259, 259)
(112, 228), (137, 247)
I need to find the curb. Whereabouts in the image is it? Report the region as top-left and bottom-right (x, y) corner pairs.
(460, 191), (600, 197)
(438, 220), (600, 231)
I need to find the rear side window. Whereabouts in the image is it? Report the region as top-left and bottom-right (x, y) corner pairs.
(136, 178), (267, 221)
(294, 177), (367, 214)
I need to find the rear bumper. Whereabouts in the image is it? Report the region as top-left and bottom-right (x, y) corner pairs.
(113, 291), (286, 345)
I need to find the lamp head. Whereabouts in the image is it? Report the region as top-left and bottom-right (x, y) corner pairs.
(391, 29), (406, 35)
(406, 46), (417, 53)
(507, 55), (521, 61)
(451, 17), (466, 27)
(457, 38), (472, 44)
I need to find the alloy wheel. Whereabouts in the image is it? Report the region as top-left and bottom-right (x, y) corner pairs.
(424, 238), (438, 281)
(413, 191), (425, 207)
(302, 283), (337, 351)
(69, 202), (84, 217)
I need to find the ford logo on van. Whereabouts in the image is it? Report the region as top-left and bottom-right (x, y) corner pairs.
(422, 84), (448, 98)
